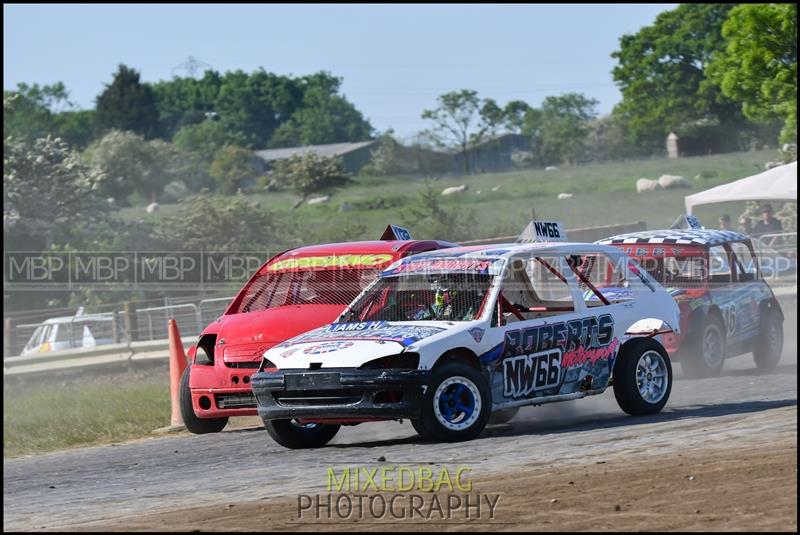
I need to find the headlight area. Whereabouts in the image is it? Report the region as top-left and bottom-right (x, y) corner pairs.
(359, 352), (420, 370)
(193, 334), (216, 365)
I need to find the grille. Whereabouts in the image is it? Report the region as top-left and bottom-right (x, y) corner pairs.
(274, 390), (363, 407)
(215, 393), (256, 409)
(235, 268), (380, 313)
(225, 361), (261, 369)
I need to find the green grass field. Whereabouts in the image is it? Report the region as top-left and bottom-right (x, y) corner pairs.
(118, 149), (777, 241)
(3, 372), (171, 457)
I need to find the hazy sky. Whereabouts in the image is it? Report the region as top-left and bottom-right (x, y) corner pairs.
(4, 4), (676, 141)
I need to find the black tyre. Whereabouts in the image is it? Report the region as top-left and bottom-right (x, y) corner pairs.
(681, 316), (725, 378)
(414, 361), (491, 442)
(410, 418), (427, 437)
(265, 420), (340, 449)
(753, 306), (783, 371)
(613, 338), (672, 416)
(180, 367), (228, 434)
(488, 407), (519, 425)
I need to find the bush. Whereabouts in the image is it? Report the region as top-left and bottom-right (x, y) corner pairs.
(270, 152), (351, 208)
(209, 145), (260, 194)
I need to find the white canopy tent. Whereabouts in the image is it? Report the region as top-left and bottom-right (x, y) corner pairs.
(685, 161), (797, 214)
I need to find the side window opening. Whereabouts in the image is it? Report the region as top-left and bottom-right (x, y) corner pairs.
(729, 242), (758, 282)
(709, 245), (733, 284)
(497, 256), (576, 324)
(572, 253), (634, 306)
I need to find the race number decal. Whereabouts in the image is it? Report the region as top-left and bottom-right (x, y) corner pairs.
(503, 349), (562, 398)
(721, 304), (737, 335)
(517, 220), (567, 243)
(686, 215), (702, 229)
(380, 224), (413, 241)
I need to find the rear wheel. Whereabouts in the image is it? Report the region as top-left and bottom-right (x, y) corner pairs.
(488, 407), (519, 425)
(753, 307), (783, 371)
(414, 361), (491, 442)
(681, 317), (725, 378)
(613, 338), (672, 416)
(265, 420), (340, 449)
(180, 367), (228, 434)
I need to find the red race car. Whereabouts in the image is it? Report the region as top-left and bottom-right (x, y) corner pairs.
(181, 226), (455, 433)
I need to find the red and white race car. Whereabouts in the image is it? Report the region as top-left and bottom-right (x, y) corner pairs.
(181, 226), (455, 433)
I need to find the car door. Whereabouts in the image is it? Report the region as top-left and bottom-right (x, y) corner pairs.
(725, 241), (771, 347)
(488, 254), (617, 405)
(567, 250), (640, 389)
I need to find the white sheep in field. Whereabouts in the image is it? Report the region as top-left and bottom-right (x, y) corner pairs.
(636, 178), (661, 193)
(442, 185), (469, 196)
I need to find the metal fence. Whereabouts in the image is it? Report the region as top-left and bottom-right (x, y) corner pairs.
(755, 231), (797, 257)
(4, 296), (234, 358)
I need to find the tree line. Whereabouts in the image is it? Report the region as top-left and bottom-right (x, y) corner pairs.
(4, 66), (373, 151)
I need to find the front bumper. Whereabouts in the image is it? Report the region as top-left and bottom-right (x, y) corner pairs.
(189, 364), (260, 418)
(250, 368), (430, 421)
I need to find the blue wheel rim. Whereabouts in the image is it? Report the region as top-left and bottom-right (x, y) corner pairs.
(433, 376), (482, 431)
(438, 383), (475, 422)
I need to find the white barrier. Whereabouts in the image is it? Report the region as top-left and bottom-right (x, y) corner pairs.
(3, 339), (193, 377)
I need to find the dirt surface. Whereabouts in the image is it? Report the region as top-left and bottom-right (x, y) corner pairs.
(64, 441), (798, 532)
(4, 323), (797, 532)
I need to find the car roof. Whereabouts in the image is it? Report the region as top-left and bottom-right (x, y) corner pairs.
(273, 240), (456, 259)
(596, 229), (749, 247)
(391, 241), (624, 262)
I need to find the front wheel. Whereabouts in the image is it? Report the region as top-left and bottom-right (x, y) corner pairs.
(180, 367), (228, 434)
(414, 361), (491, 442)
(265, 420), (340, 449)
(753, 306), (783, 371)
(613, 338), (672, 416)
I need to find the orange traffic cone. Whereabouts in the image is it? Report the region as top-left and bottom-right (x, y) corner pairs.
(167, 319), (189, 428)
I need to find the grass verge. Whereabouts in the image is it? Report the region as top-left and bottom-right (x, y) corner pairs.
(3, 371), (170, 457)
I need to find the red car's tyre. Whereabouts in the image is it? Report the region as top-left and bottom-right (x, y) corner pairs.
(180, 367), (228, 434)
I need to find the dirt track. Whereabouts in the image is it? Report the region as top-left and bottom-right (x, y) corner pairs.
(65, 441), (798, 532)
(4, 338), (797, 532)
(4, 300), (798, 533)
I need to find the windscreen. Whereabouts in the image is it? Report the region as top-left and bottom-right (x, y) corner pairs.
(234, 268), (380, 313)
(340, 272), (494, 322)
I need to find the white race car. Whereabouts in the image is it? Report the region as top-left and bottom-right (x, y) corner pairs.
(251, 222), (680, 448)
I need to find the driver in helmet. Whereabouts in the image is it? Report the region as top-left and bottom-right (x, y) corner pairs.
(415, 275), (483, 321)
(432, 283), (456, 320)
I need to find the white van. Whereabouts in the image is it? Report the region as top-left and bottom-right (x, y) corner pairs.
(20, 314), (124, 356)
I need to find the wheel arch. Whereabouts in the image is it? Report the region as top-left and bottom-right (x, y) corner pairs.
(624, 317), (677, 338)
(759, 297), (784, 323)
(432, 347), (481, 370)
